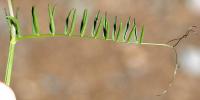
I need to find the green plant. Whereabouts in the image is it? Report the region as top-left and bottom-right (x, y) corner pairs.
(3, 0), (181, 96)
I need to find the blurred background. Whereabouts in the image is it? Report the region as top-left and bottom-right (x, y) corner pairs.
(0, 0), (200, 100)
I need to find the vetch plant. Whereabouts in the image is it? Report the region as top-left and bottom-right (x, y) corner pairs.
(4, 0), (195, 97)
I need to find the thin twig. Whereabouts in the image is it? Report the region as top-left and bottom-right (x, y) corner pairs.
(159, 25), (199, 96)
(156, 48), (179, 96)
(167, 26), (197, 47)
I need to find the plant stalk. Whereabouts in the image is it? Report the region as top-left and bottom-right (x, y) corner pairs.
(4, 41), (16, 86)
(4, 0), (17, 86)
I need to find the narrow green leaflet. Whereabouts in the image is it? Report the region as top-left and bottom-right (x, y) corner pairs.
(112, 16), (117, 41)
(32, 6), (40, 35)
(127, 21), (136, 42)
(69, 9), (77, 36)
(48, 4), (56, 35)
(105, 21), (110, 40)
(134, 18), (138, 42)
(103, 14), (107, 39)
(103, 13), (110, 40)
(6, 16), (21, 38)
(80, 9), (88, 37)
(64, 9), (73, 35)
(94, 17), (103, 39)
(116, 20), (122, 41)
(52, 5), (56, 16)
(139, 25), (145, 44)
(123, 17), (131, 41)
(92, 10), (100, 36)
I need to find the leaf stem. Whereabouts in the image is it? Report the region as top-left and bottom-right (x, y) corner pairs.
(16, 33), (173, 48)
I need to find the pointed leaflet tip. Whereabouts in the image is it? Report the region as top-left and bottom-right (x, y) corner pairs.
(92, 10), (100, 36)
(94, 17), (103, 39)
(139, 25), (145, 44)
(80, 9), (88, 37)
(134, 18), (138, 42)
(116, 20), (123, 41)
(103, 13), (110, 40)
(127, 21), (136, 42)
(112, 16), (117, 41)
(64, 9), (73, 35)
(103, 13), (107, 39)
(114, 16), (117, 33)
(48, 4), (56, 34)
(32, 6), (40, 35)
(69, 9), (77, 36)
(32, 7), (35, 34)
(48, 4), (51, 17)
(123, 16), (131, 41)
(52, 5), (56, 16)
(106, 21), (110, 40)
